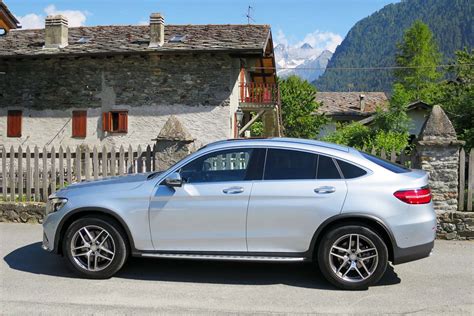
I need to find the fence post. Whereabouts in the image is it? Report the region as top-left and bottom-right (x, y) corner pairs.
(102, 146), (107, 177)
(75, 146), (81, 182)
(415, 105), (465, 213)
(18, 146), (23, 201)
(9, 146), (15, 201)
(93, 146), (99, 180)
(50, 146), (56, 195)
(66, 146), (72, 184)
(468, 148), (473, 211)
(85, 146), (91, 181)
(58, 146), (64, 189)
(459, 148), (466, 211)
(1, 146), (6, 201)
(26, 146), (31, 202)
(42, 147), (48, 202)
(34, 146), (40, 201)
(119, 146), (125, 176)
(110, 147), (116, 176)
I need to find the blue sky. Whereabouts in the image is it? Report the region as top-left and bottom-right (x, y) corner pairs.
(9, 0), (399, 50)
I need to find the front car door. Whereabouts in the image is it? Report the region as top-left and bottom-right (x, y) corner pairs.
(246, 148), (348, 253)
(149, 147), (264, 252)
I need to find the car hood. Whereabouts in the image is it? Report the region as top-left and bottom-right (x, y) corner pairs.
(61, 172), (162, 192)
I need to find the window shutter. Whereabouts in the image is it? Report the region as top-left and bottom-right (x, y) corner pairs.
(7, 110), (22, 137)
(117, 111), (128, 133)
(72, 111), (87, 138)
(102, 112), (111, 132)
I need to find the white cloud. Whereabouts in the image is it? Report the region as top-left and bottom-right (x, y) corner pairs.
(275, 29), (288, 47)
(17, 4), (88, 29)
(17, 13), (43, 29)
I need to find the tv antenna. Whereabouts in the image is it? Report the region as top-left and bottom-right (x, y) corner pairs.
(245, 6), (255, 24)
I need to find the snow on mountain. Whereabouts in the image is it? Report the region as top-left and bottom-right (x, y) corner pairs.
(275, 43), (333, 82)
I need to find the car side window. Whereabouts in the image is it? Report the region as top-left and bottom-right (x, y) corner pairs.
(317, 155), (342, 179)
(336, 159), (367, 179)
(264, 149), (318, 180)
(180, 148), (260, 183)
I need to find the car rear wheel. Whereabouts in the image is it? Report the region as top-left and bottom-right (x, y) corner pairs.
(317, 225), (388, 290)
(63, 217), (128, 279)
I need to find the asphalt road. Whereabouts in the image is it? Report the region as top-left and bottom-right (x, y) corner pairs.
(1, 223), (473, 315)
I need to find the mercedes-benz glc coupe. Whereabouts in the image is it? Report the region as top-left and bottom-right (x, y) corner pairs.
(43, 138), (435, 290)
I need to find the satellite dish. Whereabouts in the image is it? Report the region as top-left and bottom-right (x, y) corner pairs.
(0, 28), (6, 36)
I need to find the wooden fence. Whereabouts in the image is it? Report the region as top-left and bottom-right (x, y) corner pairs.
(0, 145), (161, 202)
(459, 148), (474, 211)
(0, 145), (473, 211)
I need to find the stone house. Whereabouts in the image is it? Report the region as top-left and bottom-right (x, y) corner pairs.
(0, 12), (280, 150)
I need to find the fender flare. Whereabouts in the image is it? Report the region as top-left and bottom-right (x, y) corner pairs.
(53, 207), (137, 254)
(306, 213), (398, 259)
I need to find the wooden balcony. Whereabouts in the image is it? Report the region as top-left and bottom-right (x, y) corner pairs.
(239, 83), (279, 110)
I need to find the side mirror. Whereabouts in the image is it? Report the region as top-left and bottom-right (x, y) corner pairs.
(164, 172), (182, 187)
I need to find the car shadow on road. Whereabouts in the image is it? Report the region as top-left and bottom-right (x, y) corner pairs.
(4, 242), (401, 290)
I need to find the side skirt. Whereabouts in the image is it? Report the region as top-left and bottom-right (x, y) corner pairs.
(135, 251), (309, 262)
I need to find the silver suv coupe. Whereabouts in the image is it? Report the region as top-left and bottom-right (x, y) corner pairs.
(42, 138), (436, 290)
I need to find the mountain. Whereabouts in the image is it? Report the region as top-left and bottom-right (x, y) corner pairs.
(276, 43), (333, 82)
(314, 0), (473, 92)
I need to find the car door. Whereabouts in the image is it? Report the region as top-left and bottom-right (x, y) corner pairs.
(246, 149), (348, 253)
(149, 147), (264, 252)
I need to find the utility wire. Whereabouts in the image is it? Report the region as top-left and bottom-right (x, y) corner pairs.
(253, 63), (474, 71)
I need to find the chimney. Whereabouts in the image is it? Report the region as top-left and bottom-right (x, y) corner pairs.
(44, 15), (68, 49)
(359, 94), (366, 112)
(149, 13), (164, 48)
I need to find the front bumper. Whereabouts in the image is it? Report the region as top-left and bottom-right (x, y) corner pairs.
(392, 240), (434, 265)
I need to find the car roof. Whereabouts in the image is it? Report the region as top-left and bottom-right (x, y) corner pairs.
(203, 137), (351, 153)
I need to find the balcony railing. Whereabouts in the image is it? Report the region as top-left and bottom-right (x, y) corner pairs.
(239, 83), (279, 104)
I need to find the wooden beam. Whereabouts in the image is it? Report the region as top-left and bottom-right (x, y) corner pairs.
(239, 110), (266, 136)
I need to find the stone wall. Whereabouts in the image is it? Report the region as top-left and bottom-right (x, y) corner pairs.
(0, 53), (241, 148)
(0, 202), (45, 224)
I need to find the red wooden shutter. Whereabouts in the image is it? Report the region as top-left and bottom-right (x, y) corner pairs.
(7, 110), (22, 137)
(117, 111), (128, 133)
(72, 111), (87, 138)
(102, 112), (111, 132)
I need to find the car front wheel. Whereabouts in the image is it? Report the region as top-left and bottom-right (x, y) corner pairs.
(63, 216), (128, 279)
(317, 225), (388, 290)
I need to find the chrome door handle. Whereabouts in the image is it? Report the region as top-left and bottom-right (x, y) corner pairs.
(314, 186), (336, 194)
(222, 186), (244, 194)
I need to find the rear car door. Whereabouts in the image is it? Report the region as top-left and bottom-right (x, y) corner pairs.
(246, 149), (348, 253)
(149, 148), (264, 252)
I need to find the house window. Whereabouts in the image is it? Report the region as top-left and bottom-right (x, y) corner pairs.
(7, 110), (22, 137)
(72, 110), (87, 138)
(102, 111), (128, 133)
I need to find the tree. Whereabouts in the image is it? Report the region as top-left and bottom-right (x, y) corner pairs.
(394, 20), (443, 103)
(438, 49), (474, 150)
(279, 76), (327, 138)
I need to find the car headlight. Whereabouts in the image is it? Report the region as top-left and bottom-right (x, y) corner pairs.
(46, 197), (68, 214)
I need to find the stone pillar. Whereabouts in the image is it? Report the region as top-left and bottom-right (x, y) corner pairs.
(416, 105), (465, 213)
(262, 109), (277, 137)
(152, 115), (196, 171)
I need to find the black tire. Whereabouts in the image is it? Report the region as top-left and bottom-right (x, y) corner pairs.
(317, 225), (388, 290)
(62, 216), (128, 279)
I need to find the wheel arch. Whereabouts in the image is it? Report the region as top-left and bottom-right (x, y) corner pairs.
(308, 214), (396, 262)
(54, 207), (136, 255)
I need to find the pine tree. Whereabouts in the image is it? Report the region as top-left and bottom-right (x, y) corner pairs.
(394, 20), (442, 103)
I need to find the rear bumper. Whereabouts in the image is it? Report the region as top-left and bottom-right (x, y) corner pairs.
(392, 240), (434, 265)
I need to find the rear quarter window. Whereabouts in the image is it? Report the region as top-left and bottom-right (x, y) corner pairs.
(360, 152), (410, 174)
(336, 159), (367, 179)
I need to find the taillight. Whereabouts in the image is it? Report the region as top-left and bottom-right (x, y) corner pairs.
(394, 187), (431, 204)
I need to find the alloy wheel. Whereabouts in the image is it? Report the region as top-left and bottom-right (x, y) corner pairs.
(328, 233), (378, 283)
(70, 225), (116, 272)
